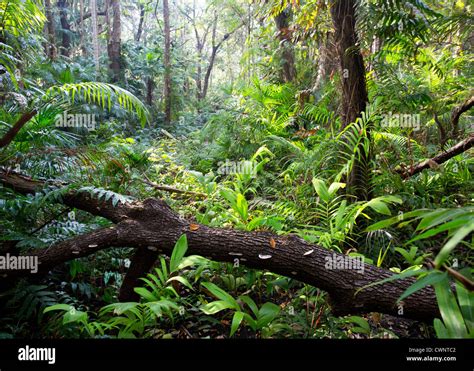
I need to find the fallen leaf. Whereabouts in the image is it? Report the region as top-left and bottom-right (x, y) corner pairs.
(269, 238), (276, 249)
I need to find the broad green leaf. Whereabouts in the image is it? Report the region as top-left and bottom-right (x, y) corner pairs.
(99, 302), (138, 316)
(230, 311), (244, 337)
(346, 316), (370, 333)
(433, 318), (449, 338)
(312, 178), (330, 203)
(434, 278), (468, 338)
(160, 257), (169, 280)
(43, 304), (73, 313)
(239, 295), (259, 317)
(365, 198), (391, 215)
(242, 312), (257, 331)
(201, 282), (239, 309)
(166, 276), (193, 290)
(200, 300), (236, 315)
(365, 209), (429, 231)
(455, 272), (474, 332)
(417, 208), (471, 231)
(408, 217), (470, 243)
(146, 300), (179, 317)
(170, 234), (188, 273)
(134, 287), (158, 302)
(63, 309), (88, 324)
(236, 193), (248, 221)
(256, 302), (280, 328)
(177, 255), (208, 270)
(434, 222), (474, 267)
(328, 182), (346, 197)
(220, 188), (237, 206)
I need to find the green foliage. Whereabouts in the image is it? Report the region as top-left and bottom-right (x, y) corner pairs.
(78, 186), (134, 207)
(200, 281), (281, 337)
(44, 82), (150, 126)
(367, 206), (474, 269)
(1, 0), (472, 342)
(0, 0), (45, 86)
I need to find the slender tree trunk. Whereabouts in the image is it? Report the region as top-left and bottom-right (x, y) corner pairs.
(79, 0), (86, 56)
(108, 0), (122, 83)
(44, 0), (56, 59)
(58, 0), (71, 57)
(146, 76), (154, 106)
(135, 4), (145, 43)
(163, 0), (172, 124)
(202, 17), (217, 100)
(200, 18), (242, 100)
(331, 0), (370, 200)
(367, 35), (382, 73)
(313, 32), (336, 92)
(246, 2), (252, 83)
(274, 6), (296, 83)
(91, 0), (100, 76)
(196, 48), (203, 100)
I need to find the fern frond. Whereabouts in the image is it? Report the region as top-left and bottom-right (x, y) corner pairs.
(44, 82), (150, 126)
(78, 186), (134, 206)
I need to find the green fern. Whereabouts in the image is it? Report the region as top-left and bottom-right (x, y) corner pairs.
(78, 186), (134, 206)
(44, 82), (150, 126)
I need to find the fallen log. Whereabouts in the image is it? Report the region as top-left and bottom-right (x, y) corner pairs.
(0, 169), (440, 320)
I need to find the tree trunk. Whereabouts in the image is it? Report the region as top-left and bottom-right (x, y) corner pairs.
(202, 47), (217, 100)
(79, 0), (86, 56)
(201, 19), (242, 100)
(91, 0), (100, 76)
(330, 0), (368, 127)
(451, 95), (474, 138)
(44, 0), (56, 60)
(330, 0), (370, 201)
(163, 0), (172, 124)
(313, 32), (336, 93)
(146, 76), (154, 106)
(135, 4), (145, 43)
(58, 0), (71, 57)
(108, 0), (122, 83)
(0, 169), (441, 321)
(274, 7), (296, 83)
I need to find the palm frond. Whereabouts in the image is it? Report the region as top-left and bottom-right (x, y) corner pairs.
(44, 82), (150, 126)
